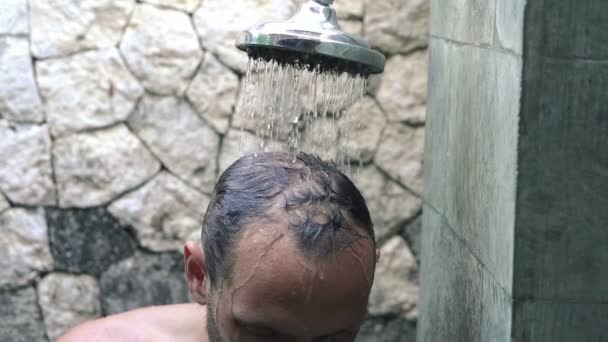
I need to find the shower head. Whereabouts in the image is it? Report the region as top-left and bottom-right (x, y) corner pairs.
(236, 0), (385, 76)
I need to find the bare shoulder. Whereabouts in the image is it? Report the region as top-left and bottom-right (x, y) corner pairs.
(58, 304), (205, 342)
(58, 314), (160, 342)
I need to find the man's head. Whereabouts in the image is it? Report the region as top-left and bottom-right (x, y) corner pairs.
(185, 152), (378, 341)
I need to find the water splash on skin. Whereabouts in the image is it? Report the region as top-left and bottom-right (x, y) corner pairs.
(212, 279), (226, 340)
(293, 254), (319, 304)
(295, 234), (375, 304)
(345, 237), (375, 287)
(231, 232), (286, 293)
(220, 233), (375, 337)
(326, 232), (376, 287)
(228, 232), (287, 326)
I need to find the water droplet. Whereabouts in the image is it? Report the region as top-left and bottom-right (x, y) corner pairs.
(237, 57), (368, 170)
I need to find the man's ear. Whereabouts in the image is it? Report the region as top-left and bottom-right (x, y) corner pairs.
(184, 240), (208, 305)
(375, 248), (381, 264)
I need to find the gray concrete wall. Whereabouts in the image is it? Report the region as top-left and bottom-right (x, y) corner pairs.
(419, 0), (524, 340)
(512, 1), (608, 341)
(420, 0), (608, 341)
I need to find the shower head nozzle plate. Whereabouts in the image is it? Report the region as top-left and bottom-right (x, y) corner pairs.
(236, 1), (385, 75)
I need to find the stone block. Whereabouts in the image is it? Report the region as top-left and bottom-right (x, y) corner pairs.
(350, 165), (421, 241)
(494, 0), (525, 54)
(480, 268), (512, 342)
(356, 315), (416, 342)
(418, 206), (483, 342)
(100, 252), (189, 315)
(46, 207), (137, 276)
(338, 97), (387, 163)
(419, 227), (512, 342)
(0, 121), (55, 206)
(0, 192), (9, 213)
(38, 273), (101, 341)
(193, 0), (298, 73)
(31, 0), (134, 58)
(334, 0), (364, 20)
(376, 123), (425, 194)
(0, 37), (44, 123)
(141, 0), (201, 13)
(376, 51), (428, 124)
(128, 95), (220, 194)
(52, 125), (161, 207)
(0, 286), (47, 342)
(430, 0), (495, 46)
(364, 0), (429, 54)
(0, 0), (28, 34)
(0, 208), (52, 289)
(120, 3), (203, 95)
(109, 172), (210, 252)
(339, 20), (363, 37)
(186, 53), (240, 134)
(365, 73), (383, 98)
(423, 39), (520, 292)
(368, 236), (419, 319)
(36, 48), (143, 137)
(400, 214), (422, 262)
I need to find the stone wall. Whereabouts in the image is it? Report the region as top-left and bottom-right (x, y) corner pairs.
(0, 0), (428, 341)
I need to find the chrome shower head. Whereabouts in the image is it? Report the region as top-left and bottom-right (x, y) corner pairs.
(236, 0), (385, 76)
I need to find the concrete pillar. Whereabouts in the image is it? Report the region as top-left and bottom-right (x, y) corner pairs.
(418, 1), (608, 341)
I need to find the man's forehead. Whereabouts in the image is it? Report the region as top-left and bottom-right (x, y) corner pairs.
(230, 224), (374, 300)
(230, 217), (375, 288)
(225, 227), (373, 331)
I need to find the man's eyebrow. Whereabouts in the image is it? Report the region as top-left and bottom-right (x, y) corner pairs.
(234, 314), (351, 337)
(233, 315), (280, 331)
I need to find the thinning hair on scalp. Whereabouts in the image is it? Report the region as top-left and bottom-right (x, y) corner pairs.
(201, 152), (375, 288)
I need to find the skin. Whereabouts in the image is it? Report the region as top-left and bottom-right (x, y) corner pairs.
(60, 215), (379, 342)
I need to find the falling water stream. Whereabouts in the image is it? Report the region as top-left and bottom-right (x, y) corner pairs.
(238, 58), (367, 171)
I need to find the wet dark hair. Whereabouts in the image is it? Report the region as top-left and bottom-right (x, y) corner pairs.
(201, 152), (374, 288)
